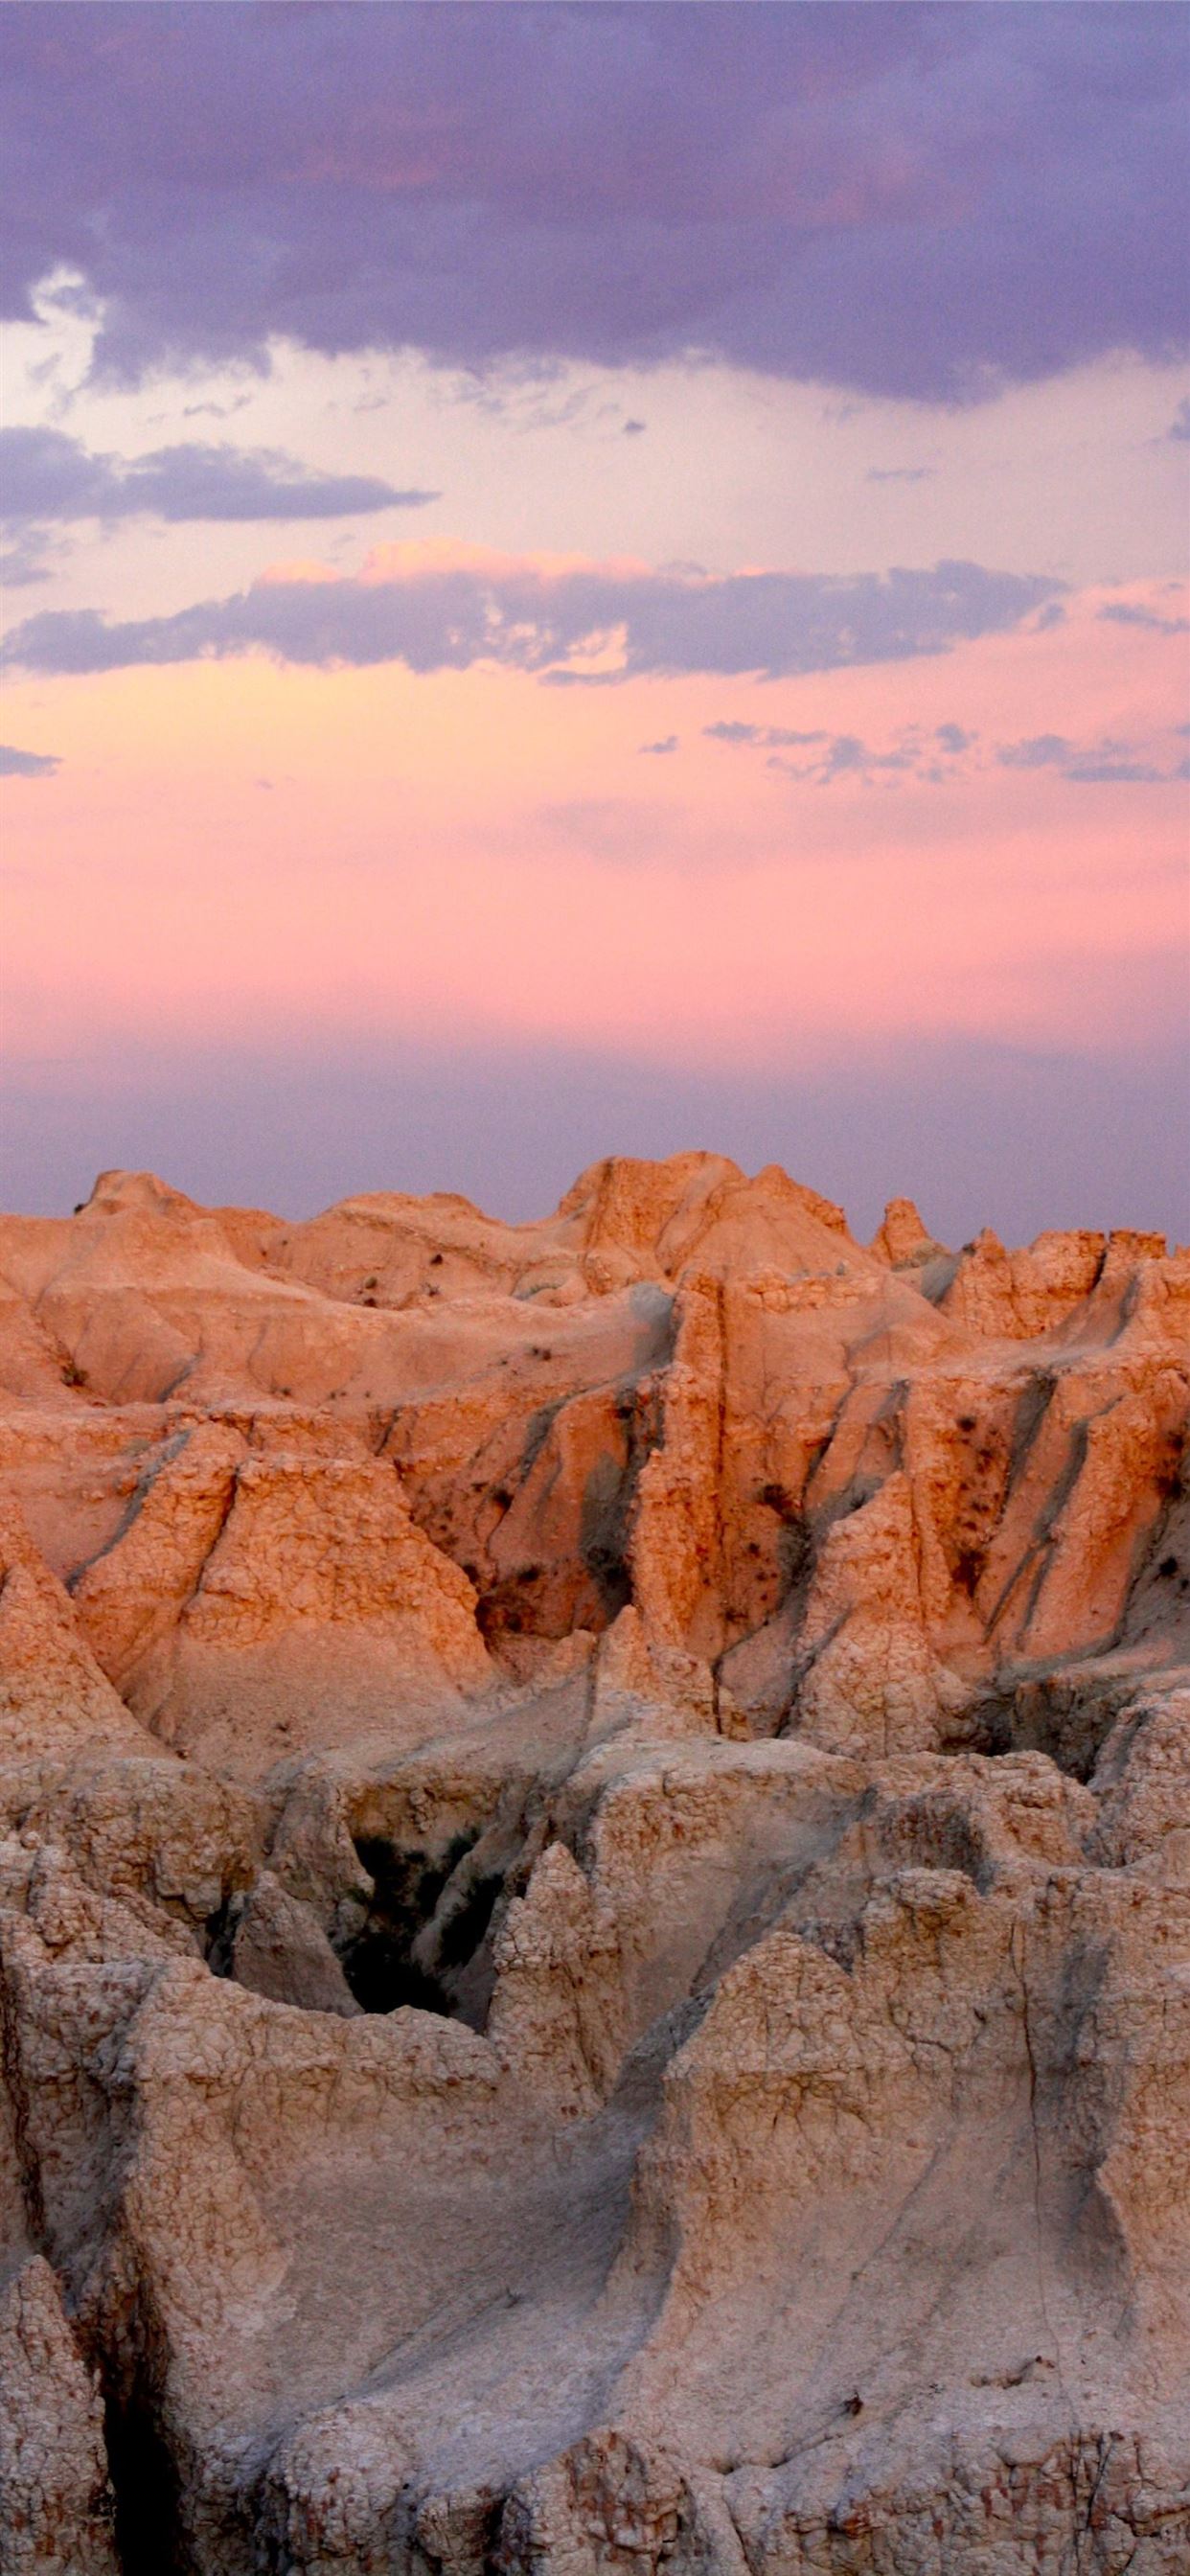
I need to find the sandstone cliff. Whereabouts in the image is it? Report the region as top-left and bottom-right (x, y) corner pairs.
(0, 1156), (1186, 2572)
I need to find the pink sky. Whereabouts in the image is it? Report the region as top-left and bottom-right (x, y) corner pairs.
(5, 575), (1185, 1070)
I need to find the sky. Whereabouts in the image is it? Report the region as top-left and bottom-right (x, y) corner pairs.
(2, 2), (1188, 1245)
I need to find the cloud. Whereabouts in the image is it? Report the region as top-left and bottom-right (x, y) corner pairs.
(706, 716), (973, 788)
(995, 734), (1072, 770)
(0, 741), (59, 776)
(1064, 758), (1171, 785)
(180, 395), (252, 422)
(2, 552), (1060, 683)
(784, 732), (924, 786)
(709, 718), (930, 786)
(1, 8), (1184, 400)
(866, 466), (934, 485)
(0, 426), (437, 527)
(0, 528), (56, 586)
(1168, 397), (1190, 441)
(707, 722), (941, 789)
(622, 419), (647, 437)
(704, 721), (827, 748)
(996, 729), (1184, 785)
(1098, 599), (1190, 635)
(639, 735), (678, 755)
(818, 735), (869, 779)
(703, 712), (1183, 793)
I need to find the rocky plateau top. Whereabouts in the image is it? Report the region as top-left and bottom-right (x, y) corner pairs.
(0, 1153), (1187, 2574)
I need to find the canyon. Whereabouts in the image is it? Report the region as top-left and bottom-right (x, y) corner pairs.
(0, 1153), (1186, 2572)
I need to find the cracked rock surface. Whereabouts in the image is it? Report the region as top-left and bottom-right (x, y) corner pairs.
(0, 1154), (1187, 2572)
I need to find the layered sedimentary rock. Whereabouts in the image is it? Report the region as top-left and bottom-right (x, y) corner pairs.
(0, 1155), (1187, 2573)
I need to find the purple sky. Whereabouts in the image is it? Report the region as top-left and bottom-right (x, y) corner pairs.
(1, 3), (1187, 1242)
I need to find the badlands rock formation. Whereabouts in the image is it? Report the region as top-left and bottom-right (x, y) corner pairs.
(0, 1154), (1187, 2573)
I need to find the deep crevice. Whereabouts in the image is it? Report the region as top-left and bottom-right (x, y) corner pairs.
(104, 2382), (187, 2576)
(337, 1830), (506, 2021)
(949, 1668), (1144, 1781)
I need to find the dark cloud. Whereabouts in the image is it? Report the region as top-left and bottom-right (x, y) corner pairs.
(0, 741), (59, 776)
(639, 735), (678, 754)
(1168, 398), (1190, 441)
(1, 7), (1184, 401)
(0, 426), (436, 526)
(866, 466), (934, 484)
(935, 722), (974, 752)
(622, 419), (648, 437)
(2, 556), (1060, 682)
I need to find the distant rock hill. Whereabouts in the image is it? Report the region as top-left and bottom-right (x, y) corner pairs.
(1, 1156), (1187, 2572)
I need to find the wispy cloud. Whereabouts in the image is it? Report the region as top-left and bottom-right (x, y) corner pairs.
(995, 735), (1072, 770)
(996, 731), (1184, 785)
(704, 721), (827, 748)
(0, 742), (59, 777)
(0, 426), (438, 528)
(703, 714), (1185, 792)
(1098, 599), (1189, 635)
(0, 528), (57, 586)
(1064, 757), (1170, 785)
(1, 553), (1061, 683)
(767, 731), (926, 787)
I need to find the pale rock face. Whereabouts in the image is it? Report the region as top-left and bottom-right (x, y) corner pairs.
(70, 1419), (247, 1690)
(223, 1871), (362, 2017)
(0, 1496), (156, 1763)
(0, 1154), (1186, 2571)
(629, 1276), (726, 1654)
(794, 1471), (969, 1757)
(0, 2254), (119, 2573)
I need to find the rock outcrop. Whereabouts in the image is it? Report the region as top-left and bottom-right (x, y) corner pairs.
(0, 1154), (1186, 2572)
